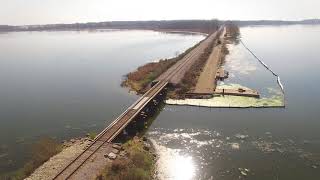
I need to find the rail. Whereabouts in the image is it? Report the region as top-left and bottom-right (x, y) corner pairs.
(52, 27), (224, 180)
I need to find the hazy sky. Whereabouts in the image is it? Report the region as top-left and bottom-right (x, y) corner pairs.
(1, 0), (319, 25)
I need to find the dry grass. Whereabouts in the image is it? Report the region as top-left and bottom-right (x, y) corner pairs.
(122, 42), (202, 94)
(225, 24), (240, 43)
(172, 32), (222, 98)
(123, 59), (178, 94)
(97, 138), (154, 180)
(170, 25), (240, 98)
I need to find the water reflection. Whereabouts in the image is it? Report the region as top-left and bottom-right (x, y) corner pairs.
(149, 25), (320, 180)
(148, 128), (224, 179)
(0, 30), (205, 174)
(151, 139), (196, 180)
(148, 127), (320, 179)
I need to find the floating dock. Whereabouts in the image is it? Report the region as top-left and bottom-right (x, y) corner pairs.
(185, 88), (260, 99)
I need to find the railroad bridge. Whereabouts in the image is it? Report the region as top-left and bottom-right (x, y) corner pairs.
(53, 27), (224, 180)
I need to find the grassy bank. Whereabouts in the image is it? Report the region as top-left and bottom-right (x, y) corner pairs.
(97, 137), (155, 180)
(122, 39), (204, 94)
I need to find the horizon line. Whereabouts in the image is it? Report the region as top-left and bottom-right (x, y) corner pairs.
(1, 18), (319, 27)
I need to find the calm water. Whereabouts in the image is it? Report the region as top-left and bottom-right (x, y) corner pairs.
(0, 30), (205, 174)
(148, 25), (320, 180)
(1, 26), (319, 179)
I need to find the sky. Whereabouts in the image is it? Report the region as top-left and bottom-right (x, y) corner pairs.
(1, 0), (319, 25)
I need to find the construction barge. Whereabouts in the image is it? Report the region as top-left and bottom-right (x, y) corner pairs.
(214, 88), (260, 98)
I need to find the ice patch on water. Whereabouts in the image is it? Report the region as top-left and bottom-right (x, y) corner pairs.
(224, 44), (258, 75)
(166, 94), (283, 108)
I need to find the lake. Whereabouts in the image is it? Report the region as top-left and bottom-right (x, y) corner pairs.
(0, 30), (205, 175)
(1, 25), (320, 180)
(148, 25), (320, 180)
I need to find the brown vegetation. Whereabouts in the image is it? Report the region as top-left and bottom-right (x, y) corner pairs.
(123, 58), (178, 94)
(97, 137), (155, 180)
(224, 24), (240, 43)
(171, 32), (222, 98)
(123, 24), (240, 98)
(169, 25), (240, 98)
(122, 41), (202, 94)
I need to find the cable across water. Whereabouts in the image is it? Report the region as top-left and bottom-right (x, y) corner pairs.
(239, 39), (285, 93)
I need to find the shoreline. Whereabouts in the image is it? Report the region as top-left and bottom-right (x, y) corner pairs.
(0, 28), (210, 36)
(25, 137), (92, 180)
(122, 27), (224, 99)
(23, 24), (281, 179)
(157, 29), (209, 36)
(26, 136), (157, 180)
(121, 34), (207, 95)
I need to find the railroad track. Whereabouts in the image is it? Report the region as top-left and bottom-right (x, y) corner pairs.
(156, 28), (222, 84)
(53, 81), (167, 180)
(52, 28), (223, 180)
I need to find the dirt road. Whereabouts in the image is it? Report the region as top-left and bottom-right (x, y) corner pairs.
(193, 28), (225, 94)
(156, 27), (224, 85)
